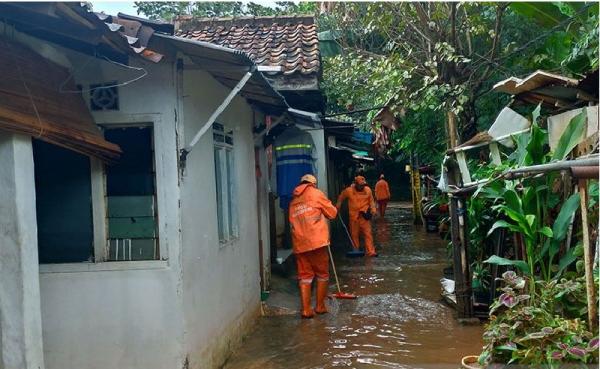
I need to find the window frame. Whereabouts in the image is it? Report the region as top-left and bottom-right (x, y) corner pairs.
(213, 123), (239, 244)
(39, 115), (169, 273)
(103, 124), (159, 262)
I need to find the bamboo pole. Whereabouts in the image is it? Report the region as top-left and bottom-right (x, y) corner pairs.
(579, 178), (597, 332)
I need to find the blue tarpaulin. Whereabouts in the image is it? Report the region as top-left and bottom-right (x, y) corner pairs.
(352, 131), (373, 144)
(274, 126), (315, 209)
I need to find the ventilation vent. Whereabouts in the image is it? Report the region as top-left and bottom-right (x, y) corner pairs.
(90, 82), (119, 111)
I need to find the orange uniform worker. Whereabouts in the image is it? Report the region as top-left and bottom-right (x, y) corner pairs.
(336, 176), (378, 257)
(289, 174), (338, 318)
(375, 174), (391, 217)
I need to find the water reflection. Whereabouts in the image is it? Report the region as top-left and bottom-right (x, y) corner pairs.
(224, 205), (483, 369)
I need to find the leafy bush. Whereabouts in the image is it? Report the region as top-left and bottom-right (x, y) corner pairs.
(479, 271), (599, 366)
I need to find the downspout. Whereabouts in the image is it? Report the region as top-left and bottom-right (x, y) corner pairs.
(179, 66), (256, 164)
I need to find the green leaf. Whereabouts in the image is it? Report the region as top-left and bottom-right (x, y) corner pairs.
(557, 247), (577, 277)
(532, 103), (542, 124)
(552, 193), (581, 241)
(504, 189), (522, 213)
(576, 260), (585, 273)
(487, 220), (519, 236)
(552, 110), (587, 160)
(496, 344), (518, 351)
(539, 226), (553, 238)
(526, 122), (548, 165)
(589, 181), (598, 208)
(484, 255), (531, 275)
(526, 214), (536, 228)
(511, 2), (569, 28)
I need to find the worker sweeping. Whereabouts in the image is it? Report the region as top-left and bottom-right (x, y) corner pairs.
(289, 174), (338, 319)
(336, 175), (378, 257)
(375, 174), (391, 217)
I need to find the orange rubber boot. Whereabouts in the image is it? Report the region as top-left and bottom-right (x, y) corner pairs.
(299, 283), (315, 319)
(315, 280), (329, 314)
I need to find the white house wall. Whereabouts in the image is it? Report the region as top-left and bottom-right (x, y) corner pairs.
(179, 66), (262, 369)
(25, 40), (186, 369)
(6, 28), (272, 369)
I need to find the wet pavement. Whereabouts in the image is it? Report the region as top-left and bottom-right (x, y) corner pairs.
(224, 204), (483, 369)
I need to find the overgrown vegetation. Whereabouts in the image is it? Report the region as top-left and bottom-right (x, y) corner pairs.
(463, 106), (599, 365)
(480, 271), (598, 366)
(134, 1), (316, 21)
(320, 2), (598, 161)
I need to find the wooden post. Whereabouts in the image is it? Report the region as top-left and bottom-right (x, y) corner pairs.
(447, 111), (458, 149)
(268, 192), (277, 264)
(579, 179), (597, 331)
(450, 195), (473, 319)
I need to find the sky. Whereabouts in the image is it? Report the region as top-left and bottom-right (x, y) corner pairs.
(91, 1), (282, 17)
(92, 2), (138, 16)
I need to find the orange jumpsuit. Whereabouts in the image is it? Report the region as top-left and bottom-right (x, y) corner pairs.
(336, 185), (377, 256)
(289, 183), (338, 284)
(375, 179), (391, 216)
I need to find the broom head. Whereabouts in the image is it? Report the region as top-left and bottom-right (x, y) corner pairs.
(332, 292), (357, 299)
(346, 249), (365, 258)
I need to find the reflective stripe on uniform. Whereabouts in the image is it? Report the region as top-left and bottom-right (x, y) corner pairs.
(275, 144), (312, 151)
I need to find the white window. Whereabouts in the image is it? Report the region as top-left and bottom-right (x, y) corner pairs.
(213, 123), (238, 242)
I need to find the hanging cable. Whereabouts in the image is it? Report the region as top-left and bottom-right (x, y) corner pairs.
(59, 53), (148, 94)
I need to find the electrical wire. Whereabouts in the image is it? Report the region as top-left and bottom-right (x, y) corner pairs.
(59, 53), (148, 94)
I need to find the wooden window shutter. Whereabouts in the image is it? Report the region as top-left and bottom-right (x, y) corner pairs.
(0, 37), (121, 161)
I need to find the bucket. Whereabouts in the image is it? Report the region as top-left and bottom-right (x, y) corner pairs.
(461, 355), (482, 369)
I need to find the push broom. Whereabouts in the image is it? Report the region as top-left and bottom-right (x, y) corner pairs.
(326, 244), (357, 299)
(338, 213), (365, 258)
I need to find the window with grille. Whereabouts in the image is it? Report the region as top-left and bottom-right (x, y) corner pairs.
(105, 126), (159, 261)
(213, 123), (238, 242)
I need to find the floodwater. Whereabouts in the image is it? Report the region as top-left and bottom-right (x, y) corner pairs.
(224, 204), (484, 369)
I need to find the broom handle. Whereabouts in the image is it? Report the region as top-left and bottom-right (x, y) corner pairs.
(327, 245), (343, 294)
(338, 213), (358, 250)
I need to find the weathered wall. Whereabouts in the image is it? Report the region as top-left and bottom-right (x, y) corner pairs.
(6, 28), (269, 369)
(0, 132), (45, 369)
(179, 66), (262, 369)
(24, 38), (186, 369)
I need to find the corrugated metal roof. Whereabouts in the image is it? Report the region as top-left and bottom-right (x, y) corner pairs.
(492, 70), (597, 111)
(493, 70), (579, 95)
(175, 15), (320, 76)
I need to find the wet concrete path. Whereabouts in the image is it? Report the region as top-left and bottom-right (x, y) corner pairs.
(224, 204), (483, 369)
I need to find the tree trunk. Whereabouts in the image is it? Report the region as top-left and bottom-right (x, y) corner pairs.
(459, 98), (478, 143)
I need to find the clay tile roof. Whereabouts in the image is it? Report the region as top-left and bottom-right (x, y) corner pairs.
(175, 15), (320, 76)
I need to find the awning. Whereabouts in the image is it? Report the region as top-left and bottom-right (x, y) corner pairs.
(330, 144), (374, 162)
(0, 37), (121, 161)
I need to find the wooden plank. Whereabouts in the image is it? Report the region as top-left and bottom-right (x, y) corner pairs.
(107, 196), (154, 217)
(108, 217), (156, 238)
(489, 142), (502, 165)
(579, 179), (597, 332)
(455, 151), (472, 184)
(269, 192), (277, 262)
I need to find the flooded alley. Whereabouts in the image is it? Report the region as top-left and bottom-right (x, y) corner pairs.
(224, 204), (484, 369)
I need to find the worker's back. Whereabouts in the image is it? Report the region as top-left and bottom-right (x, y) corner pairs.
(375, 179), (390, 200)
(289, 183), (337, 254)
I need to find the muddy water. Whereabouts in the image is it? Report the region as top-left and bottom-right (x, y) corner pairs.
(224, 204), (484, 369)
